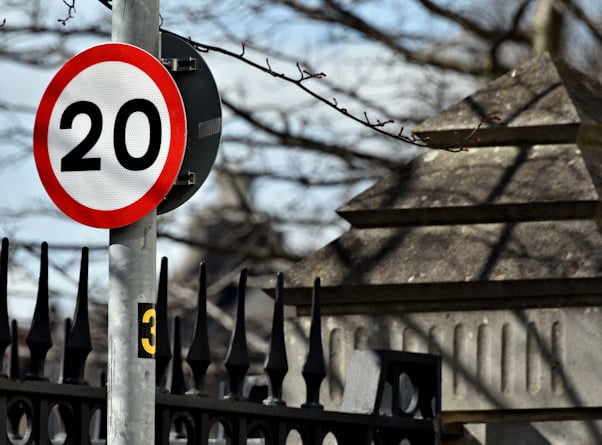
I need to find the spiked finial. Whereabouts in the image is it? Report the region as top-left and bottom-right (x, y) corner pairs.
(156, 257), (172, 391)
(224, 268), (249, 400)
(0, 238), (11, 377)
(263, 272), (288, 406)
(170, 317), (187, 395)
(301, 277), (325, 409)
(25, 242), (52, 381)
(63, 247), (93, 384)
(186, 262), (211, 396)
(10, 320), (20, 379)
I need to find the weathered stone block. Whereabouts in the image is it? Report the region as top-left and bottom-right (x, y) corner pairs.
(283, 307), (602, 413)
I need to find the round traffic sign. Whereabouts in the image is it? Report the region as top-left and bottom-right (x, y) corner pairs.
(33, 42), (186, 229)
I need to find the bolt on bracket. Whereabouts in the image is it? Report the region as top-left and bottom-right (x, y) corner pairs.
(161, 57), (197, 72)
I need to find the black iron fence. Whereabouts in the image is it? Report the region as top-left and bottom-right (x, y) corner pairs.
(0, 238), (441, 444)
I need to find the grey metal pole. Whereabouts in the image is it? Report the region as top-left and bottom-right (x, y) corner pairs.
(108, 1), (160, 444)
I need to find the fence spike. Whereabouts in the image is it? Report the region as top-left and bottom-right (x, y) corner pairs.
(263, 272), (288, 406)
(10, 319), (19, 379)
(156, 256), (172, 390)
(0, 238), (11, 377)
(170, 316), (187, 395)
(8, 321), (23, 434)
(64, 247), (93, 385)
(224, 267), (249, 400)
(98, 369), (107, 439)
(62, 318), (71, 382)
(301, 277), (325, 409)
(25, 242), (52, 381)
(186, 262), (211, 396)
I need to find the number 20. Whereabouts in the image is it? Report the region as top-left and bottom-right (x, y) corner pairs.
(59, 99), (162, 172)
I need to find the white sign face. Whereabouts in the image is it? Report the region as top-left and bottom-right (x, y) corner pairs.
(34, 43), (186, 228)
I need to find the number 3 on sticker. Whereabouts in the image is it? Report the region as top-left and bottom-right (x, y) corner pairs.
(138, 303), (156, 358)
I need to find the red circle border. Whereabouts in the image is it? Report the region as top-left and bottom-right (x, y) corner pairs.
(33, 43), (186, 229)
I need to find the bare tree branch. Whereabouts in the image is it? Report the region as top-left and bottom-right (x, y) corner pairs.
(58, 0), (76, 25)
(94, 0), (499, 149)
(417, 0), (531, 43)
(0, 24), (107, 37)
(275, 0), (507, 75)
(158, 230), (303, 262)
(560, 0), (602, 44)
(213, 161), (380, 187)
(160, 29), (429, 147)
(221, 97), (401, 169)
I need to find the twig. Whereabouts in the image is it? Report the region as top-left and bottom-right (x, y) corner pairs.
(95, 0), (489, 151)
(158, 29), (430, 147)
(58, 0), (76, 26)
(449, 115), (501, 152)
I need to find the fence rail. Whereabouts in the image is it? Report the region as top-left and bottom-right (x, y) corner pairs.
(0, 238), (441, 444)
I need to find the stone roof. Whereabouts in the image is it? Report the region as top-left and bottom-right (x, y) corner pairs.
(337, 144), (599, 227)
(267, 53), (602, 314)
(412, 52), (602, 147)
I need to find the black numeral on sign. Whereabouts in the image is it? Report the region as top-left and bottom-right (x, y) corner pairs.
(60, 99), (162, 172)
(114, 99), (162, 171)
(60, 101), (102, 171)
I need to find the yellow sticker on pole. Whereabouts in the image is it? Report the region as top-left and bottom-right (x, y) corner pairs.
(138, 303), (156, 358)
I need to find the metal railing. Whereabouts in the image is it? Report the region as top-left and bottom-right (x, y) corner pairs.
(0, 238), (441, 444)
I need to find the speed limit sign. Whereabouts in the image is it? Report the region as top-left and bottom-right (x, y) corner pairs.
(33, 43), (186, 229)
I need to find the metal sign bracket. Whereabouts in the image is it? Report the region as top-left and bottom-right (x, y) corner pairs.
(157, 31), (222, 214)
(161, 56), (197, 72)
(175, 171), (196, 186)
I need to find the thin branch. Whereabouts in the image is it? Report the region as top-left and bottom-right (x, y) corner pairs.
(0, 100), (36, 113)
(221, 97), (400, 169)
(276, 0), (507, 75)
(488, 0), (532, 73)
(175, 18), (412, 122)
(213, 163), (379, 187)
(96, 2), (488, 151)
(447, 115), (501, 152)
(13, 239), (106, 251)
(157, 230), (303, 262)
(169, 278), (269, 354)
(417, 0), (530, 43)
(559, 0), (602, 44)
(58, 0), (76, 26)
(0, 24), (108, 37)
(201, 38), (493, 150)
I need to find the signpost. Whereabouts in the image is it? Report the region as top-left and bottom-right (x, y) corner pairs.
(32, 1), (221, 444)
(108, 2), (161, 443)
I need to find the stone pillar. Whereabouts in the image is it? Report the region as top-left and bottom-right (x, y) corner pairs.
(270, 53), (602, 444)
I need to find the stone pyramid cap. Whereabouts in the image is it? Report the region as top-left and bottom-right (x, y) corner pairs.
(267, 53), (602, 312)
(338, 53), (602, 228)
(413, 53), (602, 148)
(337, 143), (600, 227)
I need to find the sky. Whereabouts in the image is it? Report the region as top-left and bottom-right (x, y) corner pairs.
(0, 1), (480, 322)
(1, 2), (173, 319)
